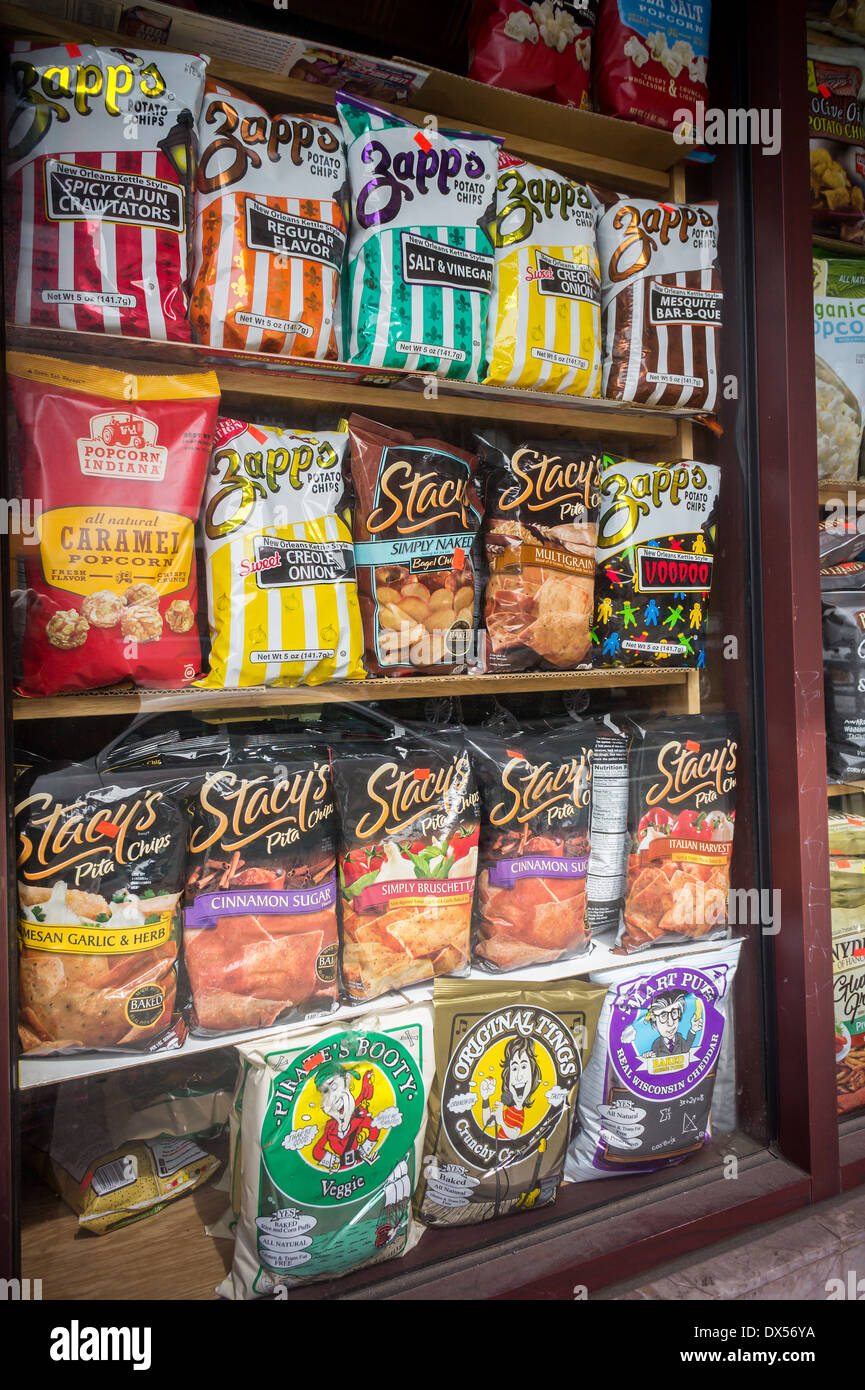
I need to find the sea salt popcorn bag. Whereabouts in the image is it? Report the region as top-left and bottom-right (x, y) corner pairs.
(594, 0), (712, 132)
(335, 91), (500, 381)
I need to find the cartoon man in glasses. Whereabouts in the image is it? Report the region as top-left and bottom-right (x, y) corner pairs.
(642, 989), (703, 1061)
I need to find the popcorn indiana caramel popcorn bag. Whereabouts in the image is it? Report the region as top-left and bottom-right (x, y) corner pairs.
(9, 354), (219, 696)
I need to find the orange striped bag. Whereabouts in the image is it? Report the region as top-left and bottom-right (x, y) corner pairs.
(190, 81), (347, 359)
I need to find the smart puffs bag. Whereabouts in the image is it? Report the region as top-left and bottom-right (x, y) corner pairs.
(191, 81), (347, 359)
(218, 1003), (433, 1297)
(418, 977), (604, 1226)
(484, 153), (601, 396)
(199, 419), (364, 688)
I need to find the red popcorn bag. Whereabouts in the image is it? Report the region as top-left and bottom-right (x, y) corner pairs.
(593, 0), (711, 132)
(469, 1), (597, 108)
(9, 353), (220, 697)
(5, 42), (206, 341)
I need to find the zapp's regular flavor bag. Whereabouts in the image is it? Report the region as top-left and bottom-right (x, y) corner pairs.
(5, 43), (206, 340)
(484, 154), (601, 396)
(468, 2), (597, 110)
(9, 354), (219, 696)
(199, 418), (364, 689)
(336, 92), (500, 380)
(593, 0), (711, 132)
(191, 81), (347, 358)
(219, 1003), (433, 1296)
(596, 193), (722, 410)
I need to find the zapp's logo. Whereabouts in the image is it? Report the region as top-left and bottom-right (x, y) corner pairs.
(77, 413), (167, 482)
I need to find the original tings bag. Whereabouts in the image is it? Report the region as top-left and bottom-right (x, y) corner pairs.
(6, 43), (206, 341)
(484, 154), (601, 396)
(593, 458), (720, 668)
(418, 977), (604, 1226)
(596, 193), (722, 410)
(593, 0), (711, 132)
(565, 940), (741, 1179)
(9, 354), (219, 696)
(191, 81), (347, 358)
(469, 1), (596, 108)
(199, 419), (364, 688)
(218, 1003), (433, 1296)
(336, 92), (500, 380)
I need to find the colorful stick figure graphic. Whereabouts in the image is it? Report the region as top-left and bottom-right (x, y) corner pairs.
(678, 633), (695, 656)
(597, 595), (614, 624)
(620, 601), (638, 628)
(697, 648), (706, 668)
(644, 598), (660, 626)
(602, 631), (621, 657)
(663, 604), (685, 630)
(692, 533), (707, 555)
(689, 602), (703, 630)
(604, 566), (624, 587)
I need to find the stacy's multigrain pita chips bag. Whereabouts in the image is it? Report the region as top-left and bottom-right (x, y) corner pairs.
(418, 977), (604, 1225)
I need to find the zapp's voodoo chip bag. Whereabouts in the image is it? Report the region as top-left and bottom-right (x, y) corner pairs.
(9, 354), (220, 697)
(418, 976), (604, 1226)
(479, 434), (601, 671)
(621, 714), (737, 953)
(593, 458), (719, 668)
(5, 43), (206, 341)
(596, 193), (722, 410)
(184, 752), (340, 1034)
(15, 762), (188, 1055)
(199, 419), (364, 688)
(348, 415), (483, 676)
(468, 1), (596, 109)
(219, 1003), (433, 1296)
(336, 91), (500, 380)
(191, 81), (347, 358)
(331, 730), (480, 1003)
(484, 155), (601, 395)
(466, 721), (594, 971)
(565, 940), (741, 1179)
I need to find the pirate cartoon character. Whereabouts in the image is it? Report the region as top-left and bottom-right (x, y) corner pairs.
(479, 1036), (542, 1139)
(310, 1062), (382, 1171)
(641, 990), (702, 1061)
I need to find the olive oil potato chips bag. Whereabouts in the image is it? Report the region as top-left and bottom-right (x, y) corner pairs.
(418, 976), (604, 1226)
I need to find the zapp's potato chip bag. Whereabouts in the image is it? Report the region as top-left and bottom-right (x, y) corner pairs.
(199, 418), (364, 688)
(484, 154), (601, 395)
(336, 91), (500, 380)
(9, 353), (219, 696)
(191, 81), (347, 358)
(5, 42), (206, 341)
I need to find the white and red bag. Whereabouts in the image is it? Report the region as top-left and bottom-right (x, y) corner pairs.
(5, 42), (207, 341)
(469, 1), (597, 109)
(593, 0), (711, 132)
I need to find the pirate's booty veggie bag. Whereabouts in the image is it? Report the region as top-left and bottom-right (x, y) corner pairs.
(418, 977), (604, 1226)
(218, 1003), (434, 1297)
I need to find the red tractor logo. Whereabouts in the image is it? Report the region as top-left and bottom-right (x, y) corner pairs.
(100, 416), (146, 448)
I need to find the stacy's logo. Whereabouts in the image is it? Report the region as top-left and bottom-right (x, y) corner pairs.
(50, 1321), (152, 1370)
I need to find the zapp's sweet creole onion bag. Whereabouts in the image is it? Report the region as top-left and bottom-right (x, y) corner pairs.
(484, 154), (601, 395)
(466, 721), (594, 970)
(9, 354), (219, 696)
(335, 91), (500, 380)
(592, 0), (711, 132)
(468, 1), (597, 109)
(218, 1002), (433, 1296)
(418, 976), (604, 1226)
(15, 762), (188, 1055)
(565, 940), (741, 1179)
(596, 192), (722, 410)
(190, 80), (347, 358)
(5, 42), (206, 341)
(199, 418), (364, 689)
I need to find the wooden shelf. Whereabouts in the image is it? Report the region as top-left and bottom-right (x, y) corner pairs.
(818, 483), (865, 505)
(13, 668), (699, 722)
(828, 780), (865, 798)
(814, 235), (865, 258)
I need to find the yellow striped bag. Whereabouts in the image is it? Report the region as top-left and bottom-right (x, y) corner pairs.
(198, 419), (365, 688)
(484, 155), (601, 397)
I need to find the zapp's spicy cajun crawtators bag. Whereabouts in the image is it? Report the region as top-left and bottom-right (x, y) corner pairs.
(620, 714), (737, 952)
(199, 418), (364, 688)
(596, 193), (722, 410)
(184, 753), (340, 1035)
(331, 732), (480, 1002)
(336, 92), (500, 381)
(418, 976), (603, 1226)
(593, 0), (711, 132)
(593, 458), (720, 668)
(468, 1), (597, 109)
(348, 415), (483, 676)
(566, 941), (741, 1179)
(219, 1003), (433, 1296)
(15, 763), (188, 1055)
(191, 81), (347, 358)
(479, 434), (601, 671)
(466, 722), (594, 971)
(5, 43), (206, 341)
(484, 154), (601, 395)
(9, 354), (219, 697)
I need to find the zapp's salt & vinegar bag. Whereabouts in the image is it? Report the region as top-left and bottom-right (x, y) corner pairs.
(190, 81), (347, 358)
